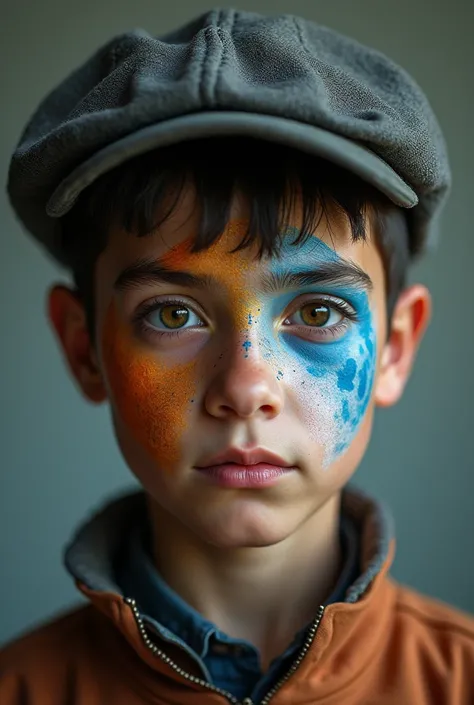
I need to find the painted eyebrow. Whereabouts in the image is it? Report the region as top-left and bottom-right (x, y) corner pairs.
(114, 259), (217, 292)
(114, 257), (373, 294)
(260, 262), (373, 293)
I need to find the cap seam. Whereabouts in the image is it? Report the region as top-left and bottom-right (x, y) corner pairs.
(198, 27), (209, 105)
(219, 7), (236, 33)
(200, 24), (225, 105)
(292, 15), (307, 53)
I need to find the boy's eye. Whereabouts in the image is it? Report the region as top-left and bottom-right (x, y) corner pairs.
(159, 304), (189, 329)
(146, 303), (202, 330)
(288, 302), (343, 328)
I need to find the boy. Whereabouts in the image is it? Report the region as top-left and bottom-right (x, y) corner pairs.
(2, 7), (473, 705)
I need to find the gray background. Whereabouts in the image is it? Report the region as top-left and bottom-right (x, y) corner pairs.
(1, 0), (473, 646)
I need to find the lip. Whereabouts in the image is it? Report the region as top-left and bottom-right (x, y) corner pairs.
(195, 448), (296, 488)
(196, 463), (294, 488)
(196, 447), (293, 468)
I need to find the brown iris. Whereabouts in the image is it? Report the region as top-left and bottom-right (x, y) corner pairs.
(299, 303), (330, 327)
(159, 305), (190, 329)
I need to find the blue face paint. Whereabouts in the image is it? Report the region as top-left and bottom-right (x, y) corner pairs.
(247, 227), (377, 467)
(337, 359), (357, 392)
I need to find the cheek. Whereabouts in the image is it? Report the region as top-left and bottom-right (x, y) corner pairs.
(277, 315), (377, 468)
(101, 303), (197, 469)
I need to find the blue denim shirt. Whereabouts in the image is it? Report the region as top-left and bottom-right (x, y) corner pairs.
(117, 513), (360, 702)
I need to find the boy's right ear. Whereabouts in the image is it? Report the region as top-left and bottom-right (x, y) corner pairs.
(46, 285), (107, 404)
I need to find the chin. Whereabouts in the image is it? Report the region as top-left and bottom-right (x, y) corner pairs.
(194, 503), (294, 549)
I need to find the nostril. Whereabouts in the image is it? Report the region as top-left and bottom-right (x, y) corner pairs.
(261, 404), (275, 414)
(218, 404), (234, 415)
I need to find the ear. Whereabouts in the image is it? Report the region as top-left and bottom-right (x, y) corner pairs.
(374, 284), (431, 407)
(47, 284), (107, 404)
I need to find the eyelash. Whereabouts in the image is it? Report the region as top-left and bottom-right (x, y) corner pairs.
(285, 297), (359, 339)
(133, 297), (199, 340)
(132, 296), (360, 341)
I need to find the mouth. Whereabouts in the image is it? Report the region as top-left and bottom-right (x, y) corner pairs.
(195, 462), (295, 488)
(195, 447), (296, 488)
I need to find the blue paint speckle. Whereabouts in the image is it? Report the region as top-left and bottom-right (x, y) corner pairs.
(360, 318), (374, 357)
(337, 358), (357, 392)
(341, 399), (350, 423)
(350, 416), (359, 430)
(306, 365), (324, 378)
(334, 441), (349, 456)
(358, 360), (369, 400)
(242, 340), (252, 353)
(248, 313), (253, 325)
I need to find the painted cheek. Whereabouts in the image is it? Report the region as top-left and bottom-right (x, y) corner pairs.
(101, 302), (197, 469)
(279, 303), (377, 468)
(331, 311), (377, 459)
(100, 225), (263, 471)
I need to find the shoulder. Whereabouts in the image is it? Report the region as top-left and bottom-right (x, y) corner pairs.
(1, 602), (97, 662)
(0, 604), (97, 703)
(393, 580), (474, 640)
(390, 579), (474, 684)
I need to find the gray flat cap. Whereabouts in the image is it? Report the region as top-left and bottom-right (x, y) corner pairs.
(7, 8), (451, 266)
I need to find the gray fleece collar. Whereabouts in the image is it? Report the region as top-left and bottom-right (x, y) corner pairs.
(64, 483), (395, 605)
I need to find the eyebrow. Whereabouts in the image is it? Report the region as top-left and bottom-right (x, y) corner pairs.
(114, 257), (373, 294)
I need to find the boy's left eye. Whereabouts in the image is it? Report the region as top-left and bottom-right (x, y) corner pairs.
(287, 302), (343, 328)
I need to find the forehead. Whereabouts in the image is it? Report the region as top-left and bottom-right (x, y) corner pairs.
(96, 181), (382, 291)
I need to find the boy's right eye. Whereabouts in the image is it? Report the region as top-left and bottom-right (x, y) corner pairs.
(147, 303), (200, 330)
(134, 297), (206, 338)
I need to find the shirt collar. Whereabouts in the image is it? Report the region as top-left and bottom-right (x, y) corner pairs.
(117, 519), (222, 658)
(115, 504), (361, 657)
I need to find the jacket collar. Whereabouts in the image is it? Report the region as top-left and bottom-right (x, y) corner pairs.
(64, 484), (397, 702)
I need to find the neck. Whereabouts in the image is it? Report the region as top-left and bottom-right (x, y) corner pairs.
(146, 493), (343, 670)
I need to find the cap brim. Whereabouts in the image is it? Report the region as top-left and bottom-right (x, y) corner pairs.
(46, 111), (418, 217)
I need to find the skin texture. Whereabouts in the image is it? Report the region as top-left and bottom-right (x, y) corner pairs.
(48, 182), (431, 667)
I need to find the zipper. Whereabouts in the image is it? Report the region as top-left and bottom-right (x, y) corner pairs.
(124, 596), (325, 705)
(258, 605), (325, 705)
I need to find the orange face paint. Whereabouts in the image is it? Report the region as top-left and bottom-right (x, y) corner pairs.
(160, 220), (261, 332)
(102, 301), (197, 468)
(101, 220), (262, 472)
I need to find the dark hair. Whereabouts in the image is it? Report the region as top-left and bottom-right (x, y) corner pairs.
(60, 136), (411, 344)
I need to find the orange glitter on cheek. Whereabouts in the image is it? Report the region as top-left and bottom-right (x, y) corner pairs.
(101, 301), (197, 469)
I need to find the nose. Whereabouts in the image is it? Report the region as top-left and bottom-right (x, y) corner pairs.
(204, 333), (284, 421)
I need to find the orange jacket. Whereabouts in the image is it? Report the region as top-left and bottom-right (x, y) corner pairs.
(1, 486), (474, 705)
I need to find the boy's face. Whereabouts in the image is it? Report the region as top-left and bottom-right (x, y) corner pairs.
(52, 182), (428, 548)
